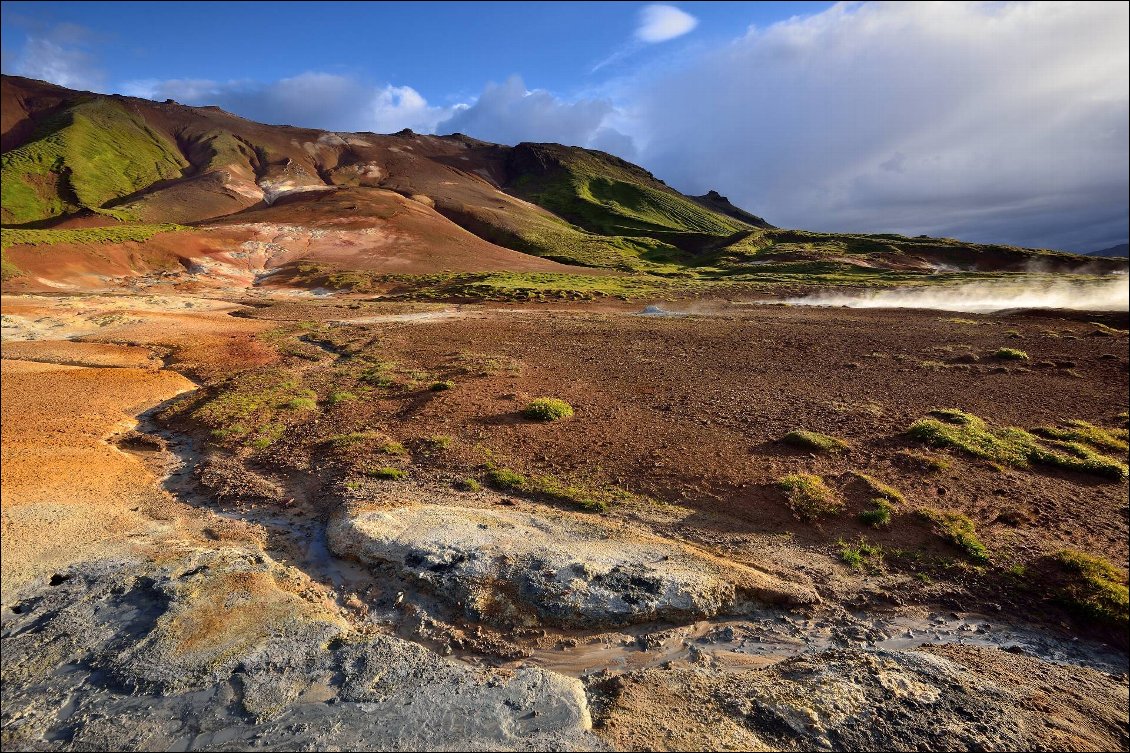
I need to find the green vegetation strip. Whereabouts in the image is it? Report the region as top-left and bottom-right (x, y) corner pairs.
(483, 464), (633, 512)
(908, 409), (1127, 480)
(1, 223), (187, 249)
(1051, 550), (1129, 629)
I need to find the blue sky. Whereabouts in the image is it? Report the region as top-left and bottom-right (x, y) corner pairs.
(2, 2), (1127, 252)
(1, 2), (831, 103)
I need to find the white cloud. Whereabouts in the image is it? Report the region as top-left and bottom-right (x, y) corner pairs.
(4, 23), (104, 91)
(636, 5), (699, 43)
(116, 74), (461, 134)
(624, 1), (1129, 252)
(126, 73), (378, 131)
(436, 76), (628, 149)
(371, 84), (458, 133)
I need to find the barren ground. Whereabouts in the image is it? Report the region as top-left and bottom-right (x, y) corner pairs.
(1, 291), (1127, 751)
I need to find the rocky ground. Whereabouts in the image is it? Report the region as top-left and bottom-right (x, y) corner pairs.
(2, 291), (1127, 751)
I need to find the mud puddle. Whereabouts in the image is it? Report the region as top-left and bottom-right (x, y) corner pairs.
(513, 609), (1128, 679)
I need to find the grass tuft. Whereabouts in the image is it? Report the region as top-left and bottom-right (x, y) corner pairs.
(782, 430), (850, 453)
(367, 466), (407, 481)
(523, 397), (574, 422)
(850, 472), (903, 528)
(776, 473), (843, 521)
(1050, 550), (1129, 629)
(993, 347), (1029, 361)
(916, 507), (989, 562)
(839, 538), (883, 571)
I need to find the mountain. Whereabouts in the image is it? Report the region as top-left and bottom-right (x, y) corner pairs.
(1, 75), (1123, 290)
(1084, 243), (1129, 258)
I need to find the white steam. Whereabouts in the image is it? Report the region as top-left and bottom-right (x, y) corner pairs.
(783, 276), (1129, 313)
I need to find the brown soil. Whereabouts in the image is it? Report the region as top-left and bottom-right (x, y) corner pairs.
(276, 302), (1128, 568)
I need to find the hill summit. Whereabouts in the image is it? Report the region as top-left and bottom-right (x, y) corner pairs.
(1, 74), (1121, 291)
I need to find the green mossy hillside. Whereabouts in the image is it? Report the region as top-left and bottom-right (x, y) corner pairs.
(1, 98), (187, 225)
(507, 143), (749, 240)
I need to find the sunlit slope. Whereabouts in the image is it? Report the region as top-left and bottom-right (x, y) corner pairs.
(1, 98), (187, 224)
(1, 73), (1122, 286)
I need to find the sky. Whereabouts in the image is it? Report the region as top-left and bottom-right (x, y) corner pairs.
(2, 1), (1127, 253)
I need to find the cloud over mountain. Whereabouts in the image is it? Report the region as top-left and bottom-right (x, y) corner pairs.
(626, 1), (1129, 251)
(5, 2), (1125, 251)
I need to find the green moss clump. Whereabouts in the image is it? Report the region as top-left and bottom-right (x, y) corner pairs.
(1032, 420), (1128, 454)
(850, 473), (903, 528)
(523, 398), (574, 422)
(368, 466), (407, 480)
(858, 506), (892, 527)
(285, 397), (317, 411)
(483, 463), (625, 512)
(993, 347), (1029, 360)
(782, 430), (850, 453)
(917, 507), (989, 562)
(907, 409), (1127, 481)
(1050, 550), (1129, 629)
(485, 466), (528, 491)
(429, 380), (455, 391)
(776, 473), (842, 521)
(851, 472), (905, 505)
(327, 391), (357, 405)
(379, 440), (408, 456)
(455, 478), (481, 492)
(839, 538), (883, 570)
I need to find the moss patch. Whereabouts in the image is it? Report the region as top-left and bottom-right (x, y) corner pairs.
(839, 538), (884, 571)
(782, 430), (850, 453)
(908, 409), (1127, 481)
(483, 463), (632, 512)
(1032, 420), (1128, 454)
(851, 472), (904, 528)
(776, 473), (842, 521)
(523, 397), (574, 422)
(1049, 550), (1129, 629)
(916, 507), (989, 562)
